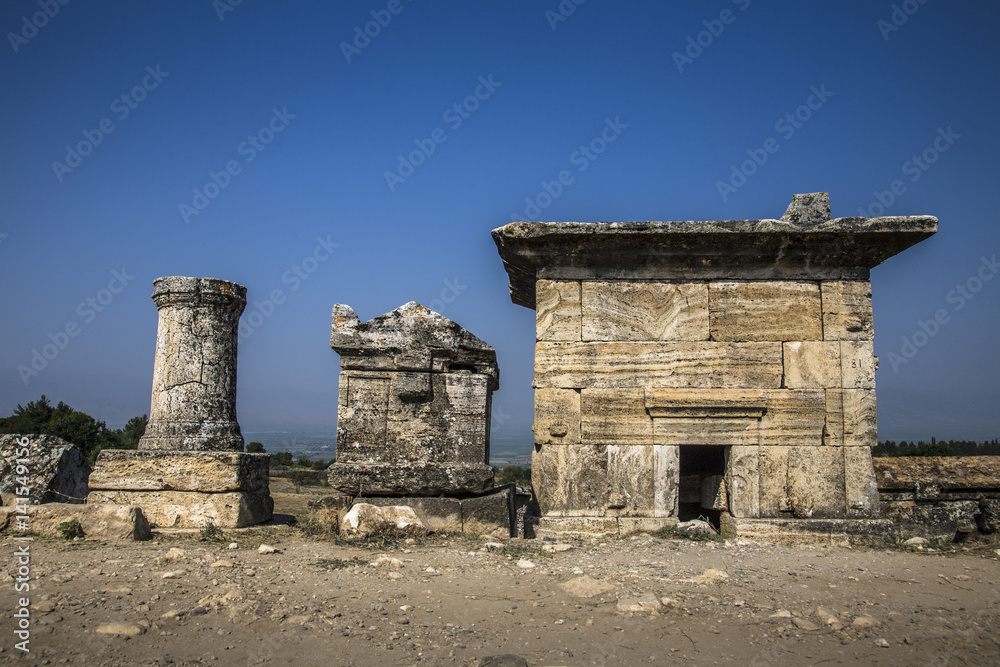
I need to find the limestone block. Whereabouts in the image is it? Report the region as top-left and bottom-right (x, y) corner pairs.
(535, 516), (619, 539)
(759, 390), (826, 447)
(787, 447), (846, 519)
(727, 446), (759, 518)
(336, 371), (390, 463)
(821, 281), (873, 341)
(824, 390), (845, 446)
(536, 279), (581, 341)
(841, 341), (876, 389)
(461, 486), (515, 538)
(782, 342), (841, 389)
(581, 389), (652, 445)
(359, 496), (462, 533)
(327, 462), (494, 497)
(883, 501), (979, 541)
(700, 475), (728, 511)
(532, 444), (608, 516)
(0, 435), (91, 505)
(0, 503), (151, 540)
(581, 281), (708, 342)
(607, 445), (654, 515)
(534, 342), (783, 389)
(709, 281), (822, 342)
(533, 388), (580, 445)
(780, 192), (830, 224)
(844, 447), (880, 519)
(653, 417), (758, 447)
(843, 389), (877, 448)
(759, 446), (791, 517)
(86, 489), (273, 528)
(977, 499), (1000, 534)
(653, 445), (679, 517)
(87, 450), (269, 493)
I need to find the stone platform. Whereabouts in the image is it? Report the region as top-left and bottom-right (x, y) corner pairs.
(87, 450), (272, 528)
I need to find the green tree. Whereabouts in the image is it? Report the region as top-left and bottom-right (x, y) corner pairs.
(246, 441), (266, 453)
(118, 414), (148, 450)
(271, 452), (293, 467)
(499, 465), (532, 486)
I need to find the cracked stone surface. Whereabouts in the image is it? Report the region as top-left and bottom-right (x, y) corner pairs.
(138, 277), (246, 452)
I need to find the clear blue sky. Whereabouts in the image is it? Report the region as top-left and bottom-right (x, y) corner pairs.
(1, 1), (997, 449)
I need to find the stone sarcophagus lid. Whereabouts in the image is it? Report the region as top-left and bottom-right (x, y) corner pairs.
(327, 301), (499, 497)
(493, 193), (937, 541)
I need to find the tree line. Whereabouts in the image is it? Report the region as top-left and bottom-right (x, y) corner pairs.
(873, 437), (1000, 457)
(0, 395), (147, 463)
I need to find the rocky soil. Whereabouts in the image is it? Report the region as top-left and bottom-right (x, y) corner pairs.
(2, 483), (999, 666)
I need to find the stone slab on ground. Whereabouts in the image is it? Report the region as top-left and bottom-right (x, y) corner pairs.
(87, 450), (269, 493)
(357, 486), (515, 538)
(0, 502), (151, 540)
(733, 518), (897, 546)
(87, 489), (272, 529)
(0, 434), (91, 506)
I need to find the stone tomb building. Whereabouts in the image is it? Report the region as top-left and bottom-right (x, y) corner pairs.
(492, 193), (937, 540)
(327, 302), (514, 537)
(88, 277), (272, 528)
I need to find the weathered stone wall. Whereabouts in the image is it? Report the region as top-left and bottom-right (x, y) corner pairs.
(874, 456), (1000, 538)
(531, 277), (880, 521)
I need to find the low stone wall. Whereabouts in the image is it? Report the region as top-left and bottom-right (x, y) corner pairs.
(873, 456), (1000, 540)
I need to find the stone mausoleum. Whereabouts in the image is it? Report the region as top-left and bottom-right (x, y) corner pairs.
(493, 193), (937, 541)
(88, 277), (273, 528)
(326, 301), (514, 537)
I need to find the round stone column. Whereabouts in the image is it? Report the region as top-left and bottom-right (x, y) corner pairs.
(138, 276), (247, 452)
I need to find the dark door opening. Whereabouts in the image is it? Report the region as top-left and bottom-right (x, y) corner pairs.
(678, 445), (728, 528)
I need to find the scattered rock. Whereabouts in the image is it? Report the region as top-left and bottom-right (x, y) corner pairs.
(228, 542), (239, 550)
(689, 569), (729, 585)
(210, 560), (235, 568)
(851, 615), (881, 629)
(792, 617), (820, 631)
(559, 575), (615, 598)
(903, 536), (929, 547)
(479, 655), (528, 667)
(875, 638), (890, 648)
(373, 556), (403, 569)
(676, 519), (716, 535)
(617, 593), (662, 614)
(96, 622), (146, 636)
(161, 571), (180, 579)
(541, 543), (573, 553)
(516, 559), (536, 569)
(165, 547), (186, 560)
(257, 544), (278, 554)
(340, 503), (432, 536)
(770, 609), (792, 619)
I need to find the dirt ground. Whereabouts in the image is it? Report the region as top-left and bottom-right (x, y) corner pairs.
(2, 482), (999, 667)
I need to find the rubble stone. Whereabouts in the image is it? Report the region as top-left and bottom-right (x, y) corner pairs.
(0, 435), (91, 505)
(0, 503), (151, 540)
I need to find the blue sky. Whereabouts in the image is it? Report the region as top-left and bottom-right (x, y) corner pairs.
(1, 1), (997, 449)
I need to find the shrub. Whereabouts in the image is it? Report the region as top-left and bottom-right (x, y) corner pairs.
(56, 518), (84, 540)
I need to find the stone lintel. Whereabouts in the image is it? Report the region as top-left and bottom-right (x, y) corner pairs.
(327, 462), (495, 497)
(87, 450), (269, 493)
(493, 215), (937, 309)
(644, 388), (767, 419)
